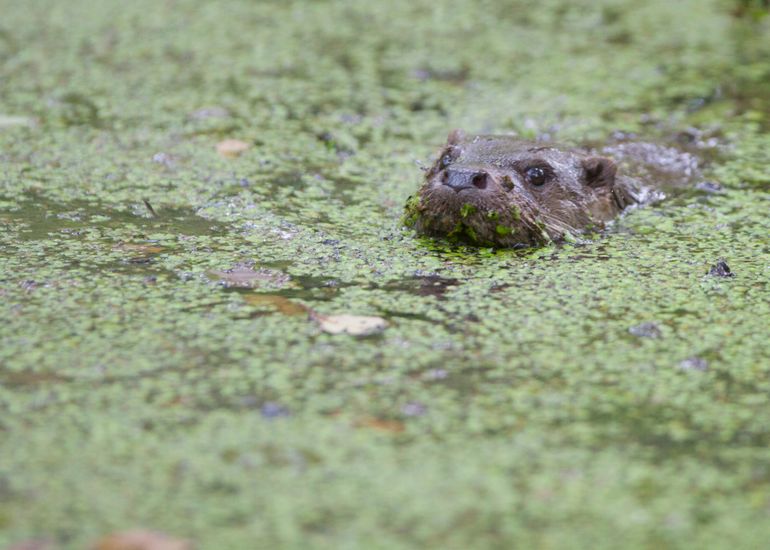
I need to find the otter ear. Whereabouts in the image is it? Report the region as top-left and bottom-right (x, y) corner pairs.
(447, 128), (465, 145)
(582, 157), (617, 188)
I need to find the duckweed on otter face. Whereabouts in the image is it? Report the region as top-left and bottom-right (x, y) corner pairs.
(1, 0), (770, 548)
(459, 203), (477, 218)
(401, 195), (423, 227)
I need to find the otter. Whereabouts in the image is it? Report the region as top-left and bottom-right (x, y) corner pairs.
(403, 130), (657, 248)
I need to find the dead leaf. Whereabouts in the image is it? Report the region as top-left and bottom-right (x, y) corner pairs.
(314, 313), (387, 335)
(0, 369), (68, 387)
(243, 294), (308, 316)
(216, 139), (250, 158)
(355, 417), (406, 433)
(92, 530), (192, 550)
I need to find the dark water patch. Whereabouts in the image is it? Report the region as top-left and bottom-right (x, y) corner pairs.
(0, 193), (240, 281)
(207, 264), (292, 289)
(289, 274), (352, 293)
(380, 274), (460, 299)
(2, 193), (227, 242)
(46, 91), (105, 128)
(412, 64), (470, 84)
(324, 174), (370, 202)
(220, 274), (353, 303)
(105, 258), (177, 279)
(583, 399), (770, 459)
(0, 369), (71, 388)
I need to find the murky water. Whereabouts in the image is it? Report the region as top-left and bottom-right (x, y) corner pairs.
(1, 0), (769, 548)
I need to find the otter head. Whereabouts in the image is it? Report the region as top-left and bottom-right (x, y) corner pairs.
(404, 130), (630, 248)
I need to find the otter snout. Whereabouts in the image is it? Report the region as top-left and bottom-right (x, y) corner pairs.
(442, 168), (489, 192)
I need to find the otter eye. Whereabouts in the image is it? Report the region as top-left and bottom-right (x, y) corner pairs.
(525, 167), (547, 186)
(439, 146), (460, 169)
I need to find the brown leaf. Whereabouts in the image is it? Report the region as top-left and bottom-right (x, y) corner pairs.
(243, 294), (308, 316)
(355, 417), (406, 433)
(314, 313), (387, 335)
(0, 369), (67, 387)
(92, 530), (192, 550)
(216, 139), (250, 158)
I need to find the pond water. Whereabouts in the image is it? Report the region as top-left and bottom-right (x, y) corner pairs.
(1, 0), (769, 548)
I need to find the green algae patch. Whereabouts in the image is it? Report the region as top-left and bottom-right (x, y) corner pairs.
(446, 221), (480, 245)
(459, 203), (477, 219)
(1, 0), (770, 548)
(495, 224), (512, 236)
(401, 194), (422, 227)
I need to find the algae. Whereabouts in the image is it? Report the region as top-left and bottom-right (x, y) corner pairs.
(1, 0), (769, 548)
(459, 203), (477, 219)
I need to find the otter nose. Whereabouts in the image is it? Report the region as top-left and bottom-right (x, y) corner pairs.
(442, 169), (489, 192)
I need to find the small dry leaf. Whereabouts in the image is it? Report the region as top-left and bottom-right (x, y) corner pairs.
(355, 417), (406, 433)
(315, 313), (387, 335)
(92, 530), (192, 550)
(216, 139), (250, 158)
(1, 369), (67, 386)
(243, 294), (308, 316)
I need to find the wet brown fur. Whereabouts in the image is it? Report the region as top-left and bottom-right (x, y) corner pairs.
(407, 130), (644, 247)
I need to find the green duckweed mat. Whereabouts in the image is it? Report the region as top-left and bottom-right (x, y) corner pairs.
(1, 1), (769, 548)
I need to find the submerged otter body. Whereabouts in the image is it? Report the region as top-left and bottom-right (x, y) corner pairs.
(404, 130), (653, 248)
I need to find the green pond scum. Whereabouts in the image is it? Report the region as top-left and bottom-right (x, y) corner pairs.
(0, 0), (769, 548)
